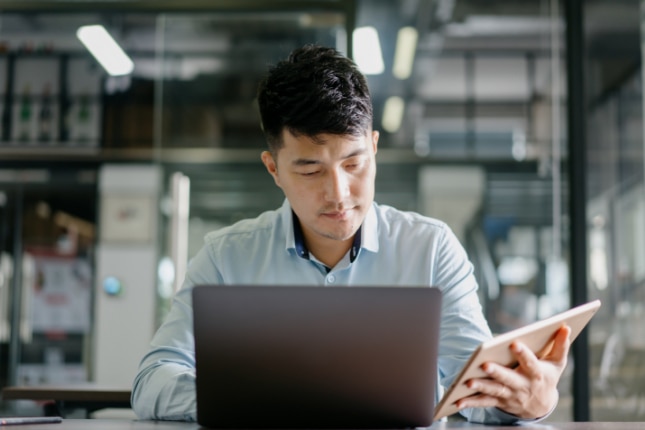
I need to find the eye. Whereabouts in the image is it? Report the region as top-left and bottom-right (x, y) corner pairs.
(345, 158), (364, 170)
(299, 170), (320, 177)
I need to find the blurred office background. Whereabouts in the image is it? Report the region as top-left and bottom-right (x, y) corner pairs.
(0, 0), (643, 422)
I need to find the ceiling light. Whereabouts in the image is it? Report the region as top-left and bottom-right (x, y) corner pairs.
(76, 25), (134, 76)
(393, 26), (418, 80)
(382, 96), (405, 133)
(352, 26), (384, 75)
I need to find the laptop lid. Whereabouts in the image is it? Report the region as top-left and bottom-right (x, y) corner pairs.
(192, 285), (442, 429)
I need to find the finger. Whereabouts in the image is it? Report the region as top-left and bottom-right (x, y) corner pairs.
(548, 325), (572, 363)
(508, 341), (541, 378)
(467, 377), (514, 400)
(480, 362), (527, 390)
(456, 392), (505, 411)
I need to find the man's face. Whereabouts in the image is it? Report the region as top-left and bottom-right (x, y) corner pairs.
(262, 129), (379, 248)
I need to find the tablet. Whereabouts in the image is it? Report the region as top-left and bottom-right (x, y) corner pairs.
(433, 299), (601, 421)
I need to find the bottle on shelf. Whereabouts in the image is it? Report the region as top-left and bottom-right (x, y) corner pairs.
(1, 64), (10, 143)
(0, 104), (4, 142)
(75, 91), (91, 144)
(38, 83), (53, 143)
(18, 84), (32, 143)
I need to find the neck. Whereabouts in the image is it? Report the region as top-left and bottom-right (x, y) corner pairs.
(305, 234), (353, 268)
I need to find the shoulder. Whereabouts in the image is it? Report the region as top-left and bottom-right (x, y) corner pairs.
(203, 208), (282, 247)
(373, 202), (450, 238)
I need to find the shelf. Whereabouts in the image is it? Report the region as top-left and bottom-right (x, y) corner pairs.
(0, 146), (548, 167)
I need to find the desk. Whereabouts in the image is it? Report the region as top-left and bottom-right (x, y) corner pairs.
(1, 386), (131, 417)
(1, 420), (644, 430)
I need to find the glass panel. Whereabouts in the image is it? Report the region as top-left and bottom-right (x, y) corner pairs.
(154, 8), (349, 317)
(0, 169), (97, 416)
(586, 0), (645, 418)
(473, 56), (530, 101)
(0, 1), (579, 421)
(0, 5), (351, 415)
(418, 56), (467, 100)
(0, 12), (105, 149)
(20, 185), (96, 385)
(156, 11), (345, 151)
(0, 188), (14, 400)
(153, 0), (571, 421)
(407, 1), (571, 421)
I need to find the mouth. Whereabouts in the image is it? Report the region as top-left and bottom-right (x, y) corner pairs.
(321, 206), (355, 220)
(322, 211), (348, 220)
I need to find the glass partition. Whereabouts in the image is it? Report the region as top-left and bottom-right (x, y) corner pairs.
(0, 1), (354, 417)
(585, 0), (645, 419)
(0, 169), (97, 417)
(4, 0), (632, 422)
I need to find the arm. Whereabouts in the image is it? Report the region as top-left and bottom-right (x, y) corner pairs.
(434, 225), (566, 423)
(433, 225), (556, 424)
(131, 286), (196, 421)
(131, 246), (222, 421)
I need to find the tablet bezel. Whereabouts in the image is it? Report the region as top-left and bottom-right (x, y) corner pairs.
(433, 299), (602, 421)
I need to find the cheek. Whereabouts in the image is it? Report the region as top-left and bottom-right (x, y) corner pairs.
(355, 167), (376, 192)
(282, 175), (314, 198)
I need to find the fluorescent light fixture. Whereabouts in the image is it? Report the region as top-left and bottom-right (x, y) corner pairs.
(77, 25), (134, 76)
(393, 26), (418, 79)
(382, 96), (405, 133)
(352, 26), (384, 75)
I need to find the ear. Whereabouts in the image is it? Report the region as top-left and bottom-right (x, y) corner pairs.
(371, 130), (379, 154)
(261, 150), (281, 188)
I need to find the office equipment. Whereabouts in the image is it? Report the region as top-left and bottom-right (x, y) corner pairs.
(0, 417), (62, 426)
(434, 299), (602, 421)
(192, 285), (442, 429)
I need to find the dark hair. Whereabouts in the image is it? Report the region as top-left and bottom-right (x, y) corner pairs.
(257, 44), (373, 153)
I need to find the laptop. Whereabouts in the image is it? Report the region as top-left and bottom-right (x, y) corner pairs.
(192, 285), (442, 429)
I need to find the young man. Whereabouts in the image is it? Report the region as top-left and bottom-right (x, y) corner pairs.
(131, 45), (570, 423)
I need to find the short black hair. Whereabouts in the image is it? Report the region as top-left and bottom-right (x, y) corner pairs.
(257, 44), (373, 153)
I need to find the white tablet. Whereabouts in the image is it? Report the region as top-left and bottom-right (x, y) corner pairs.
(433, 299), (602, 421)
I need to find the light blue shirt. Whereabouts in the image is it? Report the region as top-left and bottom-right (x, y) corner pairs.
(131, 200), (532, 424)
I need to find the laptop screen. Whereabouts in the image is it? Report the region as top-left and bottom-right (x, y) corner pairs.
(192, 285), (442, 429)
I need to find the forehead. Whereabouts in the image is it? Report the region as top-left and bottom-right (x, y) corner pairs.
(279, 129), (369, 154)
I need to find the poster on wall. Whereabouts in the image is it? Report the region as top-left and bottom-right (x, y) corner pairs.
(27, 250), (91, 334)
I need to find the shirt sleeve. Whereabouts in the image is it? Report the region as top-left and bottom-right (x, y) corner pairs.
(131, 244), (223, 421)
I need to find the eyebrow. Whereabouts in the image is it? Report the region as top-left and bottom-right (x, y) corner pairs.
(292, 159), (319, 166)
(291, 148), (367, 166)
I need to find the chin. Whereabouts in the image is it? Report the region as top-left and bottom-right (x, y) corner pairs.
(317, 227), (356, 242)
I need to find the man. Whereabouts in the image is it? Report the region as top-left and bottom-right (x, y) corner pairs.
(131, 44), (570, 423)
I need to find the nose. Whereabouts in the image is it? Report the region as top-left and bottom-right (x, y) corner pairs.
(324, 168), (350, 203)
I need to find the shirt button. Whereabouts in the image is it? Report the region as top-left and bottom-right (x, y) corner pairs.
(327, 275), (336, 283)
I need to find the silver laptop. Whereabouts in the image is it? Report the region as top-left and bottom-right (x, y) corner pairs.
(192, 285), (442, 429)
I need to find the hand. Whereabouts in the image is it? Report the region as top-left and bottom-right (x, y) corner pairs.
(455, 325), (572, 419)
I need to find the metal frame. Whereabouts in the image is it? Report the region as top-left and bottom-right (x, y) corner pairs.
(565, 0), (590, 422)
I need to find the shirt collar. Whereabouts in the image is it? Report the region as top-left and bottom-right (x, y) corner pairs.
(361, 203), (379, 253)
(292, 209), (310, 260)
(281, 199), (380, 261)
